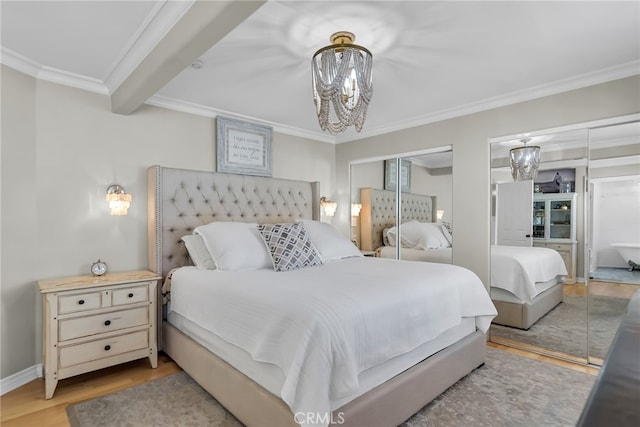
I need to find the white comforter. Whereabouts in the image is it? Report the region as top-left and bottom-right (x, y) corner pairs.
(377, 246), (453, 263)
(169, 257), (496, 423)
(490, 245), (568, 302)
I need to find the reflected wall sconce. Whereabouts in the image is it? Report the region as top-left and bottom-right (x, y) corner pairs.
(351, 203), (362, 226)
(106, 184), (132, 216)
(320, 196), (337, 217)
(436, 209), (444, 221)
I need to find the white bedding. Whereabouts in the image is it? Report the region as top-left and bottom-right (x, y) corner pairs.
(490, 245), (567, 303)
(377, 246), (452, 263)
(378, 245), (567, 304)
(168, 257), (496, 422)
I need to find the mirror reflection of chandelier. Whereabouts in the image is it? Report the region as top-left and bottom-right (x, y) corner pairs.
(311, 32), (373, 134)
(510, 138), (541, 181)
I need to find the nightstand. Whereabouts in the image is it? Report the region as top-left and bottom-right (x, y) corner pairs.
(37, 270), (161, 399)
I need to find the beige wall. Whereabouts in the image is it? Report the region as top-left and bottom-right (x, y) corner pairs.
(1, 66), (38, 380)
(336, 75), (640, 288)
(0, 66), (335, 379)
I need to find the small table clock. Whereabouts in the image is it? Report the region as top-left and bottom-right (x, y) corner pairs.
(91, 260), (108, 276)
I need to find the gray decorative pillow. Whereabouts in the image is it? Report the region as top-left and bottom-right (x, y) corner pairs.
(257, 222), (322, 272)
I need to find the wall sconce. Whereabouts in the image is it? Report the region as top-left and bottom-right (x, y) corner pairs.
(106, 184), (132, 216)
(320, 196), (337, 217)
(351, 203), (362, 226)
(436, 209), (444, 222)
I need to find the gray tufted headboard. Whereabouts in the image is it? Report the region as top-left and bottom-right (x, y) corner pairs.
(360, 187), (436, 251)
(148, 166), (320, 277)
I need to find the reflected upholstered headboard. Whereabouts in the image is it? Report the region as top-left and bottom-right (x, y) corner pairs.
(360, 187), (436, 251)
(148, 166), (320, 277)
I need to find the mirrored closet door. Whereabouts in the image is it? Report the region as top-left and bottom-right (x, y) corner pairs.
(587, 120), (640, 365)
(489, 129), (589, 363)
(488, 114), (639, 366)
(350, 147), (453, 263)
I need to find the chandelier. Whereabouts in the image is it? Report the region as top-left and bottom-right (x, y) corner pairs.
(312, 31), (373, 134)
(509, 138), (541, 181)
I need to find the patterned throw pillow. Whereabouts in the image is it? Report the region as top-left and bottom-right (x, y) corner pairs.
(257, 222), (322, 272)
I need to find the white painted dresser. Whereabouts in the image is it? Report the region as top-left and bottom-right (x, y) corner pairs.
(38, 270), (161, 399)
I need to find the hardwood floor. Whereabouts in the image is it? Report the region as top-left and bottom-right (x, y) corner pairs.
(1, 354), (180, 427)
(1, 345), (597, 427)
(564, 280), (639, 298)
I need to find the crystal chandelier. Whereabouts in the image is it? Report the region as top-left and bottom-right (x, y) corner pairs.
(312, 31), (373, 134)
(509, 138), (541, 181)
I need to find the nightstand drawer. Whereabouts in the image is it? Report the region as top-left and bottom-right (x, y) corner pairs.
(59, 330), (148, 368)
(113, 285), (149, 306)
(548, 244), (566, 251)
(59, 307), (149, 341)
(58, 292), (102, 314)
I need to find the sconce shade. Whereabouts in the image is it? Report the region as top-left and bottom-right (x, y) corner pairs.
(436, 209), (444, 221)
(312, 31), (373, 134)
(351, 203), (362, 217)
(320, 196), (337, 217)
(510, 139), (540, 181)
(106, 184), (132, 216)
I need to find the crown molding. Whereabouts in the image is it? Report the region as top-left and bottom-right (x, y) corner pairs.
(1, 47), (108, 94)
(2, 39), (636, 145)
(145, 94), (335, 144)
(103, 0), (196, 93)
(334, 61), (640, 144)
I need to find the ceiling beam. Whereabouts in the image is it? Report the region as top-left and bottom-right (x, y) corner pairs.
(110, 0), (265, 115)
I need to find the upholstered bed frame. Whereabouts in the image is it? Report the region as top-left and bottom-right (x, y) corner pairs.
(148, 166), (486, 427)
(491, 283), (564, 330)
(359, 187), (436, 251)
(359, 185), (562, 330)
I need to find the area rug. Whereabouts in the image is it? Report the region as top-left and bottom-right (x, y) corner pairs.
(491, 294), (629, 360)
(66, 347), (595, 427)
(591, 267), (640, 285)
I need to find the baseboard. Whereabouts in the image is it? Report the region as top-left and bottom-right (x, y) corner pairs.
(0, 364), (42, 396)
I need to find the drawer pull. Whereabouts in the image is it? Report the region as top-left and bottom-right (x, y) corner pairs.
(78, 299), (85, 305)
(104, 320), (111, 326)
(104, 345), (111, 351)
(128, 293), (134, 298)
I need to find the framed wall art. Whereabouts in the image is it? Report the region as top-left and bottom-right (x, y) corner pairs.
(216, 116), (273, 177)
(384, 159), (411, 192)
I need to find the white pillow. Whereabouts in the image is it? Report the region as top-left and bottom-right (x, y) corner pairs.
(181, 234), (216, 269)
(194, 222), (272, 271)
(257, 222), (322, 272)
(299, 219), (362, 262)
(387, 220), (451, 249)
(386, 222), (418, 248)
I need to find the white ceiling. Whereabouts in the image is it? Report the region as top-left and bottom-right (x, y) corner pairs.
(2, 1), (639, 144)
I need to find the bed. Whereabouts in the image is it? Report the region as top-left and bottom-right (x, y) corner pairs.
(148, 166), (497, 427)
(360, 187), (568, 330)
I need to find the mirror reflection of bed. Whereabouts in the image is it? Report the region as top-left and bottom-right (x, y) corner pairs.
(350, 147), (453, 263)
(488, 118), (640, 365)
(489, 128), (589, 362)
